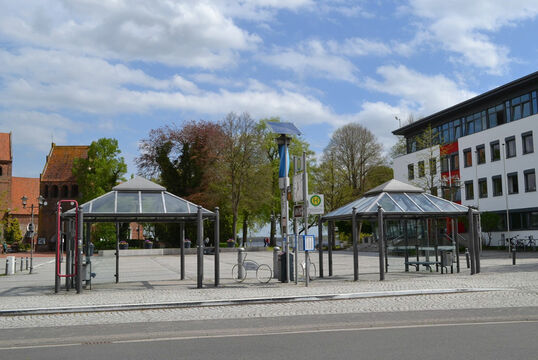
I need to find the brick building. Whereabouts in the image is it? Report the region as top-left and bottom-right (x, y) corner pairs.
(38, 143), (89, 247)
(0, 133), (13, 218)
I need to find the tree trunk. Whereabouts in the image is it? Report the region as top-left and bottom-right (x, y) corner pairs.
(242, 211), (248, 247)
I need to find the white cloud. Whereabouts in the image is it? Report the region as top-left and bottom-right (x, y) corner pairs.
(408, 0), (538, 74)
(365, 65), (476, 116)
(327, 37), (391, 57)
(0, 0), (261, 69)
(260, 40), (358, 82)
(0, 111), (78, 152)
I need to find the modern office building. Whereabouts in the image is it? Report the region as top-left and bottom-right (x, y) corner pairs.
(393, 72), (538, 245)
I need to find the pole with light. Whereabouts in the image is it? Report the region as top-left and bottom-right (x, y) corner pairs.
(21, 195), (47, 274)
(267, 122), (301, 283)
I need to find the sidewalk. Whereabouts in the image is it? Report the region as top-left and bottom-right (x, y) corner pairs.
(1, 250), (537, 317)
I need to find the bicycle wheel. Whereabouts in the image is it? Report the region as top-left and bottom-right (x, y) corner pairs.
(301, 262), (316, 281)
(232, 264), (247, 282)
(256, 264), (272, 283)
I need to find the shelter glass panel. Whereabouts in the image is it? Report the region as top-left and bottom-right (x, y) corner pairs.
(142, 192), (165, 213)
(91, 192), (115, 213)
(424, 194), (460, 212)
(406, 193), (439, 212)
(390, 193), (421, 212)
(117, 192), (139, 213)
(164, 193), (190, 213)
(377, 193), (401, 212)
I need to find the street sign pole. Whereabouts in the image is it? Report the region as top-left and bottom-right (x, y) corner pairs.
(302, 151), (309, 287)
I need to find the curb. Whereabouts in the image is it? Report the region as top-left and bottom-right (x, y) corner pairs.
(0, 288), (504, 316)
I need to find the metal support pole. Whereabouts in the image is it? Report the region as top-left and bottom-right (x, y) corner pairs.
(467, 208), (476, 275)
(318, 216), (323, 278)
(302, 151), (309, 287)
(197, 206), (203, 289)
(328, 221), (333, 277)
(29, 205), (34, 274)
(293, 217), (298, 285)
(465, 248), (470, 268)
(214, 207), (220, 287)
(55, 214), (60, 293)
(404, 220), (409, 272)
(65, 220), (71, 290)
(76, 208), (83, 294)
(352, 207), (358, 281)
(180, 222), (185, 280)
(115, 222), (120, 283)
(434, 219), (439, 272)
(474, 213), (481, 273)
(454, 217), (460, 273)
(377, 205), (385, 281)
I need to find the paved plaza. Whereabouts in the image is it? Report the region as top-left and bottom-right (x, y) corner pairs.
(1, 249), (537, 329)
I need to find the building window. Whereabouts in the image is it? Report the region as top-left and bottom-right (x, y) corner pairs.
(72, 185), (79, 197)
(52, 185), (58, 198)
(408, 164), (414, 180)
(429, 158), (437, 175)
(522, 131), (533, 154)
(476, 145), (486, 164)
(492, 175), (502, 197)
(440, 156), (449, 172)
(463, 148), (472, 167)
(465, 181), (474, 200)
(44, 185), (49, 198)
(507, 172), (519, 194)
(451, 153), (459, 171)
(0, 166), (2, 176)
(478, 178), (487, 198)
(524, 169), (536, 192)
(418, 161), (425, 178)
(511, 93), (532, 121)
(505, 136), (516, 158)
(533, 91), (537, 115)
(488, 103), (506, 128)
(490, 141), (500, 161)
(61, 185), (68, 197)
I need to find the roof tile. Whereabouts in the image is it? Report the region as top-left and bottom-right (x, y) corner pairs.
(11, 177), (41, 215)
(0, 133), (11, 161)
(41, 145), (89, 182)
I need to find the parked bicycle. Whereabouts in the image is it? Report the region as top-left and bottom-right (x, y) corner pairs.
(232, 252), (272, 283)
(300, 260), (317, 281)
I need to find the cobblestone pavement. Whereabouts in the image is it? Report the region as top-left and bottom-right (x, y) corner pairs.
(1, 250), (537, 329)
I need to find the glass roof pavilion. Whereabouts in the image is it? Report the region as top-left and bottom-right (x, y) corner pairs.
(323, 179), (470, 221)
(64, 176), (215, 222)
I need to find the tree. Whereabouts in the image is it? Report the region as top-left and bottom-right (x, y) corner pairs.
(325, 123), (384, 197)
(73, 138), (127, 202)
(481, 212), (501, 246)
(216, 112), (266, 245)
(136, 121), (224, 208)
(2, 213), (22, 245)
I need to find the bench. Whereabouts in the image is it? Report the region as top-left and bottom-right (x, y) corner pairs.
(405, 261), (440, 272)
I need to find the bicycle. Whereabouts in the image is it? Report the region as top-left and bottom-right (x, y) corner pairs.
(300, 260), (317, 281)
(232, 252), (272, 283)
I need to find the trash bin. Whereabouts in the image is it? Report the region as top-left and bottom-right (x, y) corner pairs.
(278, 252), (294, 282)
(440, 251), (453, 274)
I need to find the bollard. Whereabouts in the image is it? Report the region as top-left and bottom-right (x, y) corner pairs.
(26, 257), (29, 270)
(6, 256), (15, 275)
(465, 248), (470, 269)
(20, 257), (23, 271)
(5, 258), (8, 275)
(237, 248), (246, 280)
(512, 246), (517, 265)
(14, 258), (17, 273)
(273, 246), (280, 279)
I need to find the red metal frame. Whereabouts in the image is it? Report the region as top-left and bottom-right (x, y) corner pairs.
(56, 200), (79, 278)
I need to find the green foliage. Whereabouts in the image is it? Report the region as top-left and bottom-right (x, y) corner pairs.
(481, 212), (501, 246)
(2, 215), (22, 244)
(73, 138), (127, 202)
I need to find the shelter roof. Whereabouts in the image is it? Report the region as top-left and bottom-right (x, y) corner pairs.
(10, 177), (40, 215)
(323, 179), (470, 220)
(41, 144), (89, 182)
(0, 133), (11, 161)
(64, 176), (214, 222)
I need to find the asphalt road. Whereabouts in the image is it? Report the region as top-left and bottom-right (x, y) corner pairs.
(1, 307), (537, 359)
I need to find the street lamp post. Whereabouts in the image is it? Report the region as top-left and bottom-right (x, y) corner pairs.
(21, 195), (47, 274)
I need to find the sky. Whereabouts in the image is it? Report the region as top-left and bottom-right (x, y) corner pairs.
(1, 0), (538, 178)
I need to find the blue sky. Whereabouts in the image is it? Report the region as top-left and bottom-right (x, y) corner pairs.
(1, 0), (538, 178)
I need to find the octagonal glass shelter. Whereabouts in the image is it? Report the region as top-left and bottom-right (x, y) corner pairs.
(61, 176), (219, 293)
(317, 179), (481, 281)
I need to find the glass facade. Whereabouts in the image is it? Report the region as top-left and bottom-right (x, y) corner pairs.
(405, 88), (538, 154)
